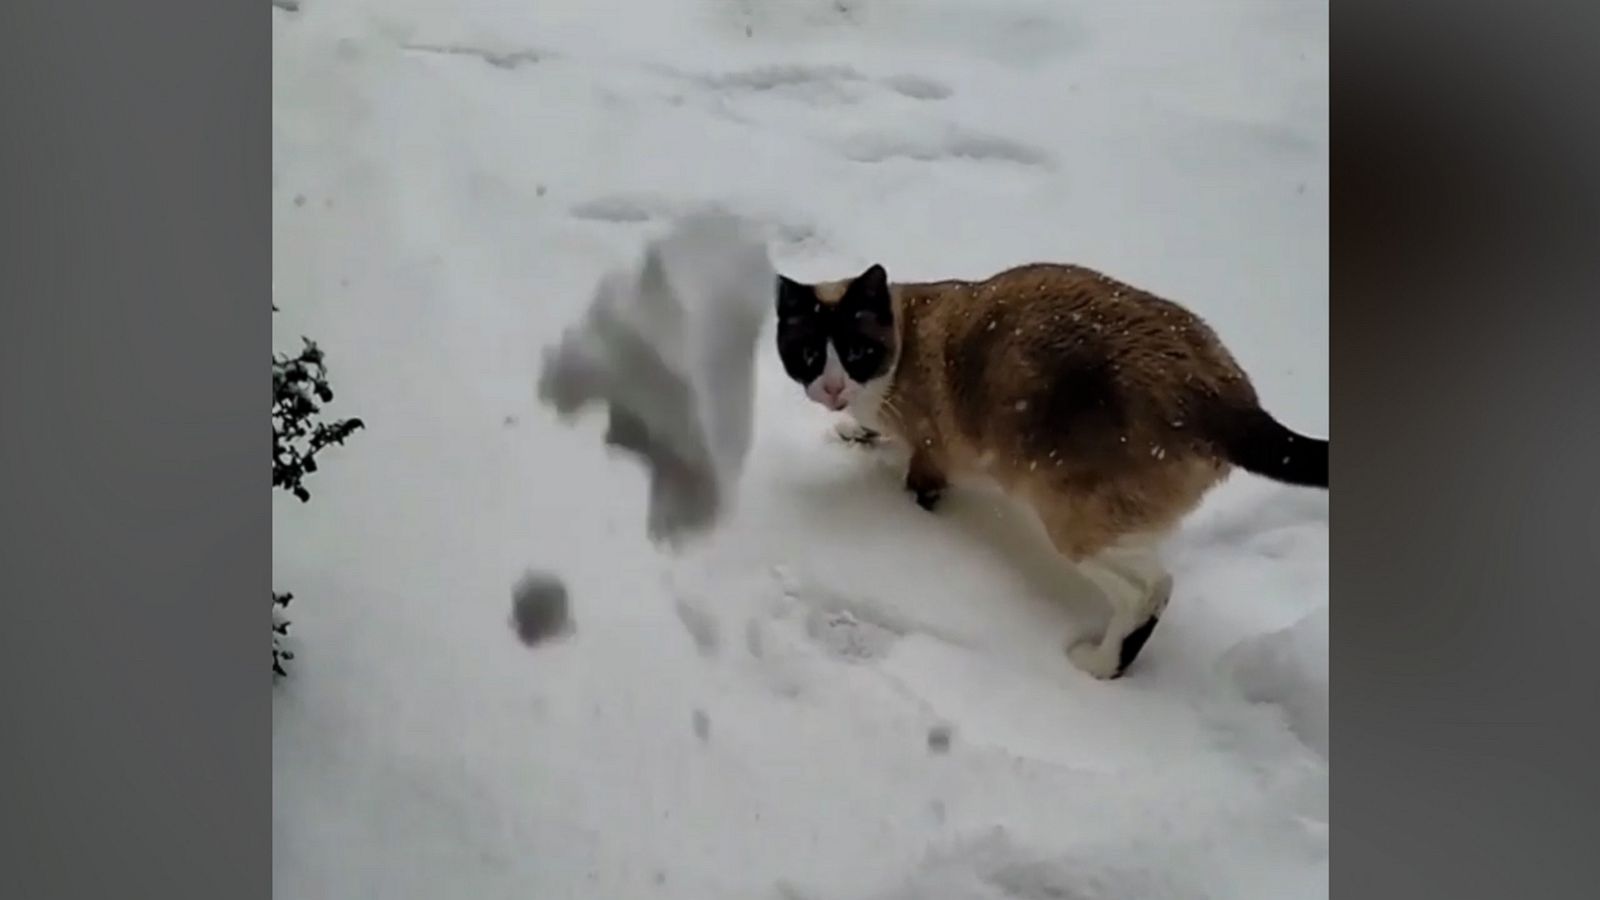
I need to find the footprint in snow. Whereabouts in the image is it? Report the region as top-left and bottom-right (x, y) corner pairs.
(840, 127), (1054, 168)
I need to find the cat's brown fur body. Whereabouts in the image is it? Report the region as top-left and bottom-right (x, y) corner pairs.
(873, 263), (1251, 554)
(799, 262), (1327, 679)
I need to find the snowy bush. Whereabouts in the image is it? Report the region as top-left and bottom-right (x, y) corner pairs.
(273, 336), (364, 503)
(273, 311), (364, 677)
(273, 590), (296, 678)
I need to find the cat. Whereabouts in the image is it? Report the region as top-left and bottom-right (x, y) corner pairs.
(775, 261), (1328, 679)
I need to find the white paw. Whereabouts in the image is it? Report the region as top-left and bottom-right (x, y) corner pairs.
(831, 420), (882, 447)
(1149, 574), (1175, 617)
(1067, 639), (1122, 680)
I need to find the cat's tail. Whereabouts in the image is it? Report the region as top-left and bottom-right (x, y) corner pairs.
(1209, 404), (1328, 489)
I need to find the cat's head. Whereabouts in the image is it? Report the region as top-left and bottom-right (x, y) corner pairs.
(775, 263), (898, 412)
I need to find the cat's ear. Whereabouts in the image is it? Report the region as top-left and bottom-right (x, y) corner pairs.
(776, 274), (813, 316)
(856, 263), (888, 292)
(847, 263), (892, 319)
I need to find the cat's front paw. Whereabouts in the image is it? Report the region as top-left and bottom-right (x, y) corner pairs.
(1066, 639), (1123, 680)
(904, 471), (945, 512)
(833, 421), (882, 448)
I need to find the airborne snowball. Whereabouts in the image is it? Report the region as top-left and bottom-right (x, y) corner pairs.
(509, 570), (572, 647)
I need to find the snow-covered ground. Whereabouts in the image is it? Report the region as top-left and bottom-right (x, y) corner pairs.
(272, 2), (1328, 898)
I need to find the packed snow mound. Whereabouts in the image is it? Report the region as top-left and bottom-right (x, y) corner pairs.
(538, 211), (775, 544)
(1221, 607), (1329, 758)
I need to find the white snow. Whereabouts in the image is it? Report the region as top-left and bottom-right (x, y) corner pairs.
(272, 1), (1328, 898)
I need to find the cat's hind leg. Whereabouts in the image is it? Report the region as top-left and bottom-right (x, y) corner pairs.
(1039, 506), (1172, 679)
(1065, 541), (1172, 679)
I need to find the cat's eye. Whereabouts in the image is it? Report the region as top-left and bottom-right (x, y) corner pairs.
(844, 345), (873, 364)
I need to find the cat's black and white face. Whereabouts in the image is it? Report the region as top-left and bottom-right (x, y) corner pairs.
(775, 264), (898, 412)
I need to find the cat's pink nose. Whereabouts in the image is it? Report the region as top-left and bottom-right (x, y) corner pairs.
(821, 384), (847, 409)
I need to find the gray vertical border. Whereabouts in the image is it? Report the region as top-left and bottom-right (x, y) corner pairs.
(1335, 0), (1600, 897)
(0, 1), (269, 897)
